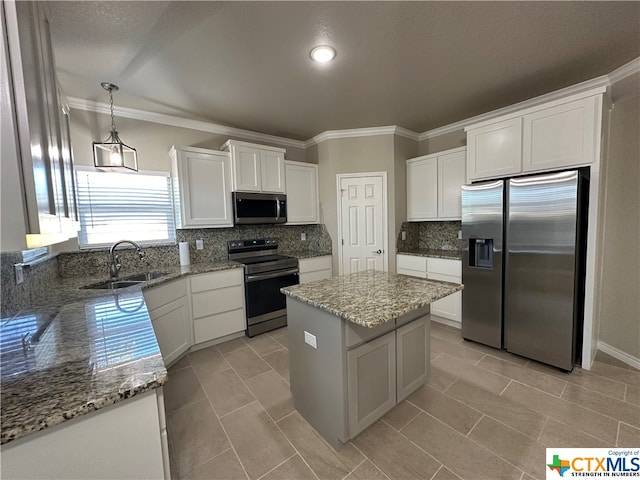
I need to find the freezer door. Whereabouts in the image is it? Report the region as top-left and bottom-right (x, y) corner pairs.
(461, 180), (504, 349)
(505, 171), (579, 370)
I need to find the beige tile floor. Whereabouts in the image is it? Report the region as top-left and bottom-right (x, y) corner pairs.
(164, 320), (640, 480)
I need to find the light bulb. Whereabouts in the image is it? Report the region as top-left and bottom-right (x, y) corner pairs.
(310, 46), (336, 63)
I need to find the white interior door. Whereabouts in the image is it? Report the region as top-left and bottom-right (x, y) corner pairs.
(339, 174), (387, 274)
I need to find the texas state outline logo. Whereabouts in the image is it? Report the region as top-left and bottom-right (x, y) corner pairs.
(546, 448), (640, 479)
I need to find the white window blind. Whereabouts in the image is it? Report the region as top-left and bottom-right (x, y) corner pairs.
(76, 168), (176, 248)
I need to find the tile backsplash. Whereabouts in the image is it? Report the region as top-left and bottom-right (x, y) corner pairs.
(1, 224), (332, 317)
(396, 221), (461, 252)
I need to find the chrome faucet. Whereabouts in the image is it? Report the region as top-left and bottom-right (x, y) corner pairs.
(109, 240), (145, 279)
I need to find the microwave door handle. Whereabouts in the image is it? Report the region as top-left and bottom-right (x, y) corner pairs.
(276, 199), (281, 222)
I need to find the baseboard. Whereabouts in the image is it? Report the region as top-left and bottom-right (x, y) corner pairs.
(597, 341), (640, 370)
(430, 315), (461, 330)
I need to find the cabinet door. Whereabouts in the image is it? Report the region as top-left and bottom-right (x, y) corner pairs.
(428, 271), (462, 323)
(149, 297), (190, 366)
(347, 331), (396, 437)
(285, 161), (318, 224)
(522, 96), (599, 173)
(467, 117), (522, 181)
(233, 145), (262, 192)
(407, 157), (437, 220)
(260, 150), (285, 193)
(396, 316), (429, 402)
(175, 149), (232, 228)
(437, 150), (466, 219)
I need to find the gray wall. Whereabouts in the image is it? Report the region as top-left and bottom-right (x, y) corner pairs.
(596, 73), (640, 360)
(69, 110), (307, 172)
(418, 129), (466, 156)
(314, 134), (418, 274)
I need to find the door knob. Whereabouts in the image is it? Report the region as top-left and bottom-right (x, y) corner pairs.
(372, 249), (382, 254)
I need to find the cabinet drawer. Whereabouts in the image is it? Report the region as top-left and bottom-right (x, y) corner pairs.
(397, 255), (427, 273)
(427, 272), (459, 284)
(299, 256), (332, 274)
(194, 309), (245, 344)
(192, 286), (244, 319)
(143, 278), (187, 311)
(397, 268), (427, 279)
(191, 269), (242, 293)
(299, 269), (331, 284)
(427, 258), (461, 278)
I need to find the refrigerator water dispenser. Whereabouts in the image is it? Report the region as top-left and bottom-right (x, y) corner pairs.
(469, 238), (493, 268)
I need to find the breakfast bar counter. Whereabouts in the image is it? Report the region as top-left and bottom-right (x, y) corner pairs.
(281, 270), (462, 449)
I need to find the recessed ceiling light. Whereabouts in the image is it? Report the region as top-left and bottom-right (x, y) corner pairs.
(310, 45), (336, 63)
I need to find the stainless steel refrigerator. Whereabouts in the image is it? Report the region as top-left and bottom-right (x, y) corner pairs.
(461, 169), (588, 371)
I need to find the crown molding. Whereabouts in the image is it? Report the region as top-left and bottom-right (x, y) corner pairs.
(419, 75), (609, 140)
(305, 125), (418, 147)
(66, 97), (307, 150)
(608, 56), (640, 85)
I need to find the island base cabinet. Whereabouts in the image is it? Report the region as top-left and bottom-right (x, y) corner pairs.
(0, 390), (166, 479)
(347, 332), (396, 438)
(396, 317), (429, 402)
(287, 297), (430, 450)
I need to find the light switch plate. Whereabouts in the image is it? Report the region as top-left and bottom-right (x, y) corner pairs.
(15, 264), (23, 285)
(304, 331), (317, 349)
(301, 232), (306, 241)
(196, 239), (204, 250)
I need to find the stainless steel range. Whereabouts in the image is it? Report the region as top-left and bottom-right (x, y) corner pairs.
(228, 239), (299, 337)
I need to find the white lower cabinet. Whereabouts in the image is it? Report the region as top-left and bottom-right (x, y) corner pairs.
(299, 255), (332, 284)
(396, 254), (462, 325)
(144, 278), (191, 366)
(0, 390), (167, 479)
(190, 269), (245, 344)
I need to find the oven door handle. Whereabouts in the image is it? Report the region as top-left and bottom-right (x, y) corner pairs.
(246, 268), (299, 282)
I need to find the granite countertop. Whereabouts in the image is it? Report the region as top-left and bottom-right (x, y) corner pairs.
(0, 259), (242, 446)
(282, 249), (332, 260)
(281, 270), (463, 328)
(397, 249), (461, 260)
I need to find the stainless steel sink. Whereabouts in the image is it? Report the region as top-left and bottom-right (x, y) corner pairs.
(82, 271), (169, 290)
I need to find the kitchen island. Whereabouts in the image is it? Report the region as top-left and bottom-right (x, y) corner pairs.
(281, 270), (463, 449)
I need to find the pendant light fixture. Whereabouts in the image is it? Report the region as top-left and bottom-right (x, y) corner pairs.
(93, 82), (138, 172)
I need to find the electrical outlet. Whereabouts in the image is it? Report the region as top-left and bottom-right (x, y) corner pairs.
(401, 231), (407, 241)
(301, 232), (306, 241)
(196, 239), (204, 250)
(458, 230), (463, 240)
(15, 264), (24, 285)
(304, 331), (317, 349)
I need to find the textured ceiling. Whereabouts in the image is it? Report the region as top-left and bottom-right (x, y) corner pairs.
(45, 1), (640, 141)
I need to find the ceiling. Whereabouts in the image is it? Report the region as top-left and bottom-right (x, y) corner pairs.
(44, 1), (640, 141)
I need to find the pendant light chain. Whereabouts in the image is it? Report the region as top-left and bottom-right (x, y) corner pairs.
(109, 87), (116, 133)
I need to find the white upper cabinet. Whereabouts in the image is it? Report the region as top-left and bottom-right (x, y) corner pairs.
(3, 1), (78, 248)
(170, 146), (233, 228)
(221, 140), (286, 193)
(285, 160), (319, 224)
(406, 147), (466, 221)
(466, 118), (522, 181)
(522, 95), (598, 173)
(407, 156), (438, 220)
(437, 150), (467, 219)
(465, 90), (603, 182)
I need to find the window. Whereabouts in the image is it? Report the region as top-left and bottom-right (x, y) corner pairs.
(76, 168), (175, 248)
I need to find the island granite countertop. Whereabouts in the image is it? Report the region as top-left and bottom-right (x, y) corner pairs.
(281, 270), (463, 328)
(0, 259), (243, 446)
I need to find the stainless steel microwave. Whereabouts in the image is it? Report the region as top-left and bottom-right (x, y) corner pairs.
(233, 192), (287, 225)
